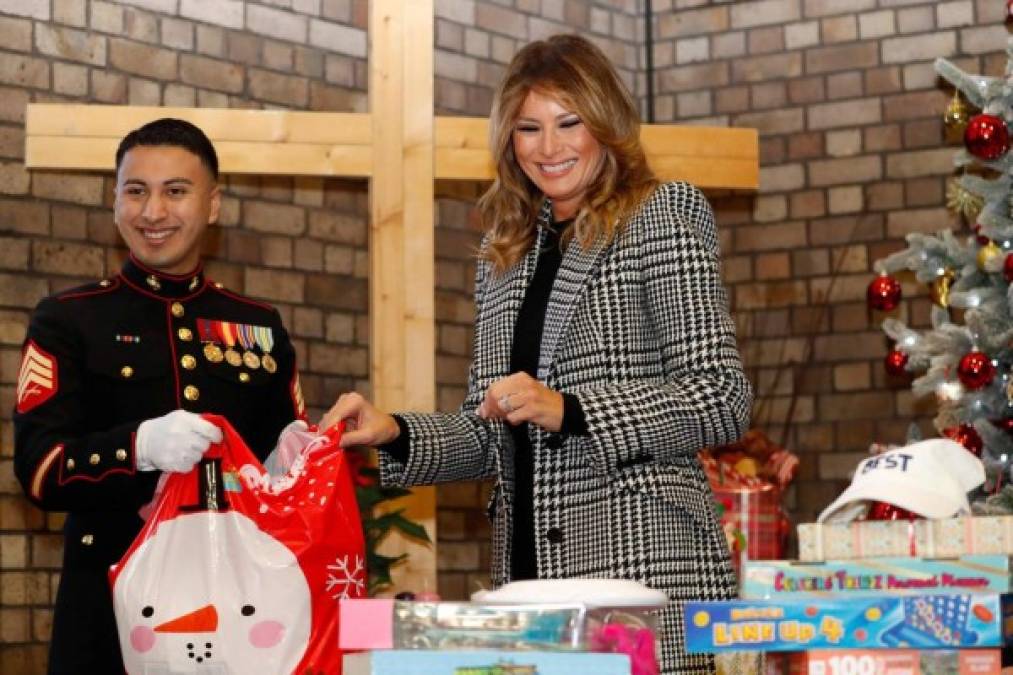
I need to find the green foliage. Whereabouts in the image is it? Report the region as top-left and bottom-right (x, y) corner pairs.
(353, 462), (432, 595)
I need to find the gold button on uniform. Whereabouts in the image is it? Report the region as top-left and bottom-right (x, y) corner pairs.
(146, 275), (161, 291)
(99, 279), (112, 287)
(184, 385), (200, 401)
(178, 327), (193, 341)
(171, 302), (185, 318)
(121, 366), (134, 379)
(239, 372), (251, 383)
(116, 449), (128, 461)
(181, 354), (197, 370)
(89, 453), (100, 465)
(66, 458), (75, 471)
(214, 282), (224, 289)
(81, 534), (94, 546)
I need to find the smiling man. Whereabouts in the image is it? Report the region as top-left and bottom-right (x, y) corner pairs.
(14, 118), (307, 673)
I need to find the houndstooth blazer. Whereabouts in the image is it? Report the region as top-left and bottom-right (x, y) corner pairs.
(381, 181), (752, 673)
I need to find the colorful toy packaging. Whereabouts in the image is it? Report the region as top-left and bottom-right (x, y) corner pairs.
(110, 416), (366, 674)
(343, 649), (632, 675)
(740, 556), (1013, 599)
(683, 593), (1013, 653)
(766, 649), (1001, 675)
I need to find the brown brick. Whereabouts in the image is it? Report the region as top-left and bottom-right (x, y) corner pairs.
(733, 108), (804, 135)
(0, 16), (32, 51)
(865, 66), (902, 95)
(904, 177), (944, 207)
(475, 3), (527, 39)
(736, 281), (810, 310)
(712, 31), (746, 59)
(788, 76), (825, 104)
(0, 534), (27, 569)
(244, 268), (304, 303)
(309, 81), (366, 112)
(0, 159), (29, 195)
(832, 301), (870, 332)
(804, 0), (877, 18)
(0, 199), (49, 235)
(826, 72), (862, 100)
(108, 38), (176, 80)
(883, 32), (956, 64)
(885, 148), (954, 179)
(826, 129), (862, 157)
(866, 182), (904, 211)
(35, 24), (106, 65)
(750, 82), (787, 109)
(886, 207), (953, 238)
(748, 26), (784, 54)
(883, 90), (949, 122)
(31, 172), (104, 207)
(828, 185), (863, 214)
(91, 70), (127, 102)
(732, 52), (802, 83)
(809, 98), (881, 130)
(897, 5), (935, 33)
(31, 241), (104, 277)
(657, 6), (729, 38)
(305, 273), (367, 311)
(179, 54), (244, 93)
(756, 252), (790, 279)
(731, 0), (800, 28)
(715, 86), (749, 114)
(307, 210), (365, 244)
(787, 132), (823, 161)
(735, 222), (808, 252)
(959, 25), (1010, 55)
(810, 214), (884, 245)
(308, 342), (368, 375)
(806, 43), (879, 74)
(792, 248), (830, 276)
(790, 189), (826, 219)
(759, 164), (805, 193)
(0, 54), (48, 89)
(818, 392), (895, 421)
(822, 14), (857, 42)
(864, 124), (902, 152)
(244, 201), (306, 236)
(903, 119), (944, 149)
(659, 62), (729, 93)
(809, 156), (882, 187)
(249, 68), (309, 106)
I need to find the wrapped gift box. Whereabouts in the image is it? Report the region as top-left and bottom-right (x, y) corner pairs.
(741, 555), (1013, 599)
(683, 593), (1013, 653)
(765, 649), (1001, 675)
(797, 516), (1013, 561)
(343, 650), (631, 674)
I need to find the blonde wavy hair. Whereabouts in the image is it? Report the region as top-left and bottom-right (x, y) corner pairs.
(478, 34), (658, 274)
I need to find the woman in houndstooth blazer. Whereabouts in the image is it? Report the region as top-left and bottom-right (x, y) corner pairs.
(323, 34), (752, 673)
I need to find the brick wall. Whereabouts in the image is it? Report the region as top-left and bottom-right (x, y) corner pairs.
(649, 0), (1008, 524)
(0, 1), (643, 669)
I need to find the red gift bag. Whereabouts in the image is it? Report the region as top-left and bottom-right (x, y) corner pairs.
(110, 414), (366, 674)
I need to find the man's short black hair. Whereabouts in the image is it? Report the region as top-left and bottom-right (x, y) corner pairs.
(115, 117), (219, 180)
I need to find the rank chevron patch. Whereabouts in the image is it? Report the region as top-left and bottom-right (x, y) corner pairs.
(16, 340), (57, 414)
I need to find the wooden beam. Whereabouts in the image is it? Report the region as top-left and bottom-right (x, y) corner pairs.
(26, 105), (759, 189)
(368, 0), (437, 597)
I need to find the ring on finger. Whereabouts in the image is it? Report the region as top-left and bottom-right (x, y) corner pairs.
(499, 393), (514, 413)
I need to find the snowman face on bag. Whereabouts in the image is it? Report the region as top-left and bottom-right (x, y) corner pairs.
(113, 511), (311, 674)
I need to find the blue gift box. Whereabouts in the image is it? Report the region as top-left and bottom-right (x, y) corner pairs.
(343, 649), (632, 674)
(684, 593), (1013, 652)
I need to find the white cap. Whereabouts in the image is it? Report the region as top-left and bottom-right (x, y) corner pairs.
(471, 578), (668, 609)
(818, 438), (985, 523)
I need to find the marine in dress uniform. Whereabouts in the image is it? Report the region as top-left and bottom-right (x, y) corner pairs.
(14, 256), (306, 673)
(14, 118), (307, 673)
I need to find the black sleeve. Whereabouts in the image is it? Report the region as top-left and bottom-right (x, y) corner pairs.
(377, 413), (412, 464)
(13, 297), (157, 511)
(560, 393), (589, 436)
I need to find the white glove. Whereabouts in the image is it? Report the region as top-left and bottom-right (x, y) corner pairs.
(135, 410), (223, 473)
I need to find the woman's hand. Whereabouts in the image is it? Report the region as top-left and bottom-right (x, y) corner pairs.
(320, 392), (400, 448)
(477, 372), (564, 432)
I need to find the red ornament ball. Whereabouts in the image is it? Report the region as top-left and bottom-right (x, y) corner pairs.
(866, 502), (917, 521)
(957, 350), (996, 390)
(867, 274), (902, 312)
(884, 349), (908, 376)
(1004, 253), (1013, 283)
(964, 114), (1010, 160)
(943, 424), (984, 456)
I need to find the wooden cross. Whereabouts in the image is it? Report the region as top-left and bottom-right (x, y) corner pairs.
(23, 1), (758, 594)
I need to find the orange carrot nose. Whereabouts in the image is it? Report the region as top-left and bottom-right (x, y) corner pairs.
(154, 604), (218, 633)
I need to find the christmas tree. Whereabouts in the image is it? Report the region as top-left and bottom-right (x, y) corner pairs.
(869, 34), (1013, 512)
